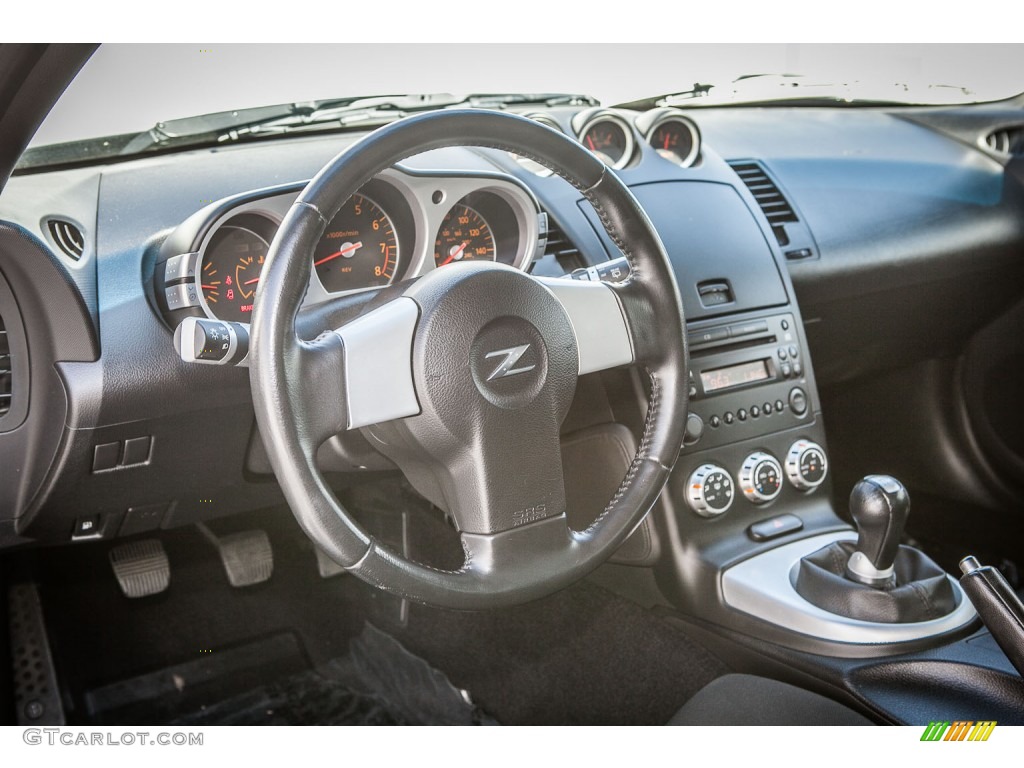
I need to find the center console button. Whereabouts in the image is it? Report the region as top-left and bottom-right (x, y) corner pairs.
(739, 451), (784, 504)
(685, 464), (735, 517)
(789, 387), (808, 416)
(737, 408), (748, 421)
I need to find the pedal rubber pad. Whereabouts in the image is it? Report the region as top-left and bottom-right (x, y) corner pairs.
(215, 530), (273, 587)
(109, 539), (170, 598)
(314, 545), (347, 579)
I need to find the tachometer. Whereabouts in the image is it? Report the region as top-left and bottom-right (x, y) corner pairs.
(199, 225), (269, 323)
(314, 194), (399, 293)
(434, 204), (496, 267)
(646, 116), (700, 167)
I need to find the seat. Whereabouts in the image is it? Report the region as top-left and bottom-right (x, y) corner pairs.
(669, 674), (874, 726)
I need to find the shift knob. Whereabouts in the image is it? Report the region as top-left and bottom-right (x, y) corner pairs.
(845, 475), (910, 587)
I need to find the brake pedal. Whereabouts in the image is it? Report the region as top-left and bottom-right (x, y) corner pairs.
(109, 539), (170, 598)
(198, 524), (273, 587)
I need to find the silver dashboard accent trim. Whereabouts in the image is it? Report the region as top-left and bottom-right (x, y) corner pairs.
(537, 278), (634, 375)
(721, 531), (978, 644)
(335, 297), (421, 430)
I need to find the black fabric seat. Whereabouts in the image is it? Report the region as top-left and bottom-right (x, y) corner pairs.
(669, 674), (874, 726)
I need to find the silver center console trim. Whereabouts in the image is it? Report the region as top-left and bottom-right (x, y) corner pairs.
(721, 531), (978, 644)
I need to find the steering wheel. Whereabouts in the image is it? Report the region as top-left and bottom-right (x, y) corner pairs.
(249, 110), (688, 609)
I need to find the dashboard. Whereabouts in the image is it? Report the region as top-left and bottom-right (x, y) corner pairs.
(1, 98), (1023, 569)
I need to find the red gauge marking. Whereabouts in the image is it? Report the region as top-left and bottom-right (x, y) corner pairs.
(314, 241), (364, 267)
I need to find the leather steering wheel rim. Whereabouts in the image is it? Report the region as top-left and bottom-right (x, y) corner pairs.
(250, 110), (688, 609)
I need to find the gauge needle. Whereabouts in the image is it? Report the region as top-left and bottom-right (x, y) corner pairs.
(439, 241), (469, 267)
(314, 241), (363, 267)
(243, 276), (260, 285)
(586, 135), (596, 151)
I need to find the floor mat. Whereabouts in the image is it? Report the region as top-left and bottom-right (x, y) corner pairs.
(84, 624), (493, 725)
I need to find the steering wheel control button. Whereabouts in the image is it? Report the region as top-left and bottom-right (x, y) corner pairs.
(748, 514), (804, 542)
(785, 439), (829, 491)
(164, 282), (200, 310)
(686, 464), (735, 518)
(789, 387), (808, 416)
(739, 452), (784, 504)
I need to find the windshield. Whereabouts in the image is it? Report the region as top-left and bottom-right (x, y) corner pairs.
(25, 43), (1024, 166)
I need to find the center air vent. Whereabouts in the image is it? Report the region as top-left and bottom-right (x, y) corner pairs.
(0, 311), (11, 419)
(529, 215), (584, 276)
(46, 218), (85, 260)
(728, 159), (818, 260)
(985, 126), (1024, 156)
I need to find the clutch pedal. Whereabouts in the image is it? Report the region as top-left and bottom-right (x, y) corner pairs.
(109, 539), (171, 598)
(198, 524), (273, 587)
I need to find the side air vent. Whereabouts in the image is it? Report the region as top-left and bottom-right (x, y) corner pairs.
(46, 218), (85, 260)
(0, 311), (11, 419)
(985, 126), (1024, 156)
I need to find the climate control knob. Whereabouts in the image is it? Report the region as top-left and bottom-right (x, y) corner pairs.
(738, 452), (784, 504)
(785, 439), (829, 491)
(685, 464), (735, 518)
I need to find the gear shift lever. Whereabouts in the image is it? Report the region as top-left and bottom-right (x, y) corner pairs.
(795, 474), (957, 622)
(845, 475), (910, 588)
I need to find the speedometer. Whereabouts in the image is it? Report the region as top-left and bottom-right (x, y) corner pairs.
(434, 204), (496, 267)
(313, 194), (399, 293)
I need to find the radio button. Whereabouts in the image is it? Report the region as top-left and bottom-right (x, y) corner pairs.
(737, 409), (748, 421)
(750, 405), (760, 418)
(723, 411), (735, 425)
(688, 327), (729, 347)
(789, 345), (799, 358)
(789, 387), (808, 416)
(793, 362), (803, 377)
(778, 347), (788, 361)
(709, 415), (721, 428)
(739, 452), (784, 504)
(781, 362), (792, 378)
(763, 402), (773, 415)
(684, 413), (705, 445)
(775, 399), (785, 412)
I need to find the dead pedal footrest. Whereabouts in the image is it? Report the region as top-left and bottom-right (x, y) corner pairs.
(199, 524), (273, 587)
(109, 539), (171, 598)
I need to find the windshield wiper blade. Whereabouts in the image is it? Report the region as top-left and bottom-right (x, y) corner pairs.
(120, 93), (469, 153)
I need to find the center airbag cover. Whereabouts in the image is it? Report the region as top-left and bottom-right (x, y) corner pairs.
(405, 262), (578, 432)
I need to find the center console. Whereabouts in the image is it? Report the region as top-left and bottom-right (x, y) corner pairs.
(555, 161), (1024, 724)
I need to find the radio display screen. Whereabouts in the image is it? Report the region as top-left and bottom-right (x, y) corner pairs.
(700, 360), (770, 393)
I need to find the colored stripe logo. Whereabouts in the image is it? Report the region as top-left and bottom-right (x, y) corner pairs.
(920, 721), (997, 741)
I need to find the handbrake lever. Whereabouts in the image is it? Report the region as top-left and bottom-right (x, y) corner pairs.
(959, 555), (1024, 677)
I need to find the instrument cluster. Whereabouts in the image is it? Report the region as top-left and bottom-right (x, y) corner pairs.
(158, 169), (543, 324)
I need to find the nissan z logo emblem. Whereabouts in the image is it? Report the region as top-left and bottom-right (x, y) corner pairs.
(484, 344), (535, 381)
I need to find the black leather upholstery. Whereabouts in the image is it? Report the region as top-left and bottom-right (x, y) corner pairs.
(669, 674), (874, 726)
